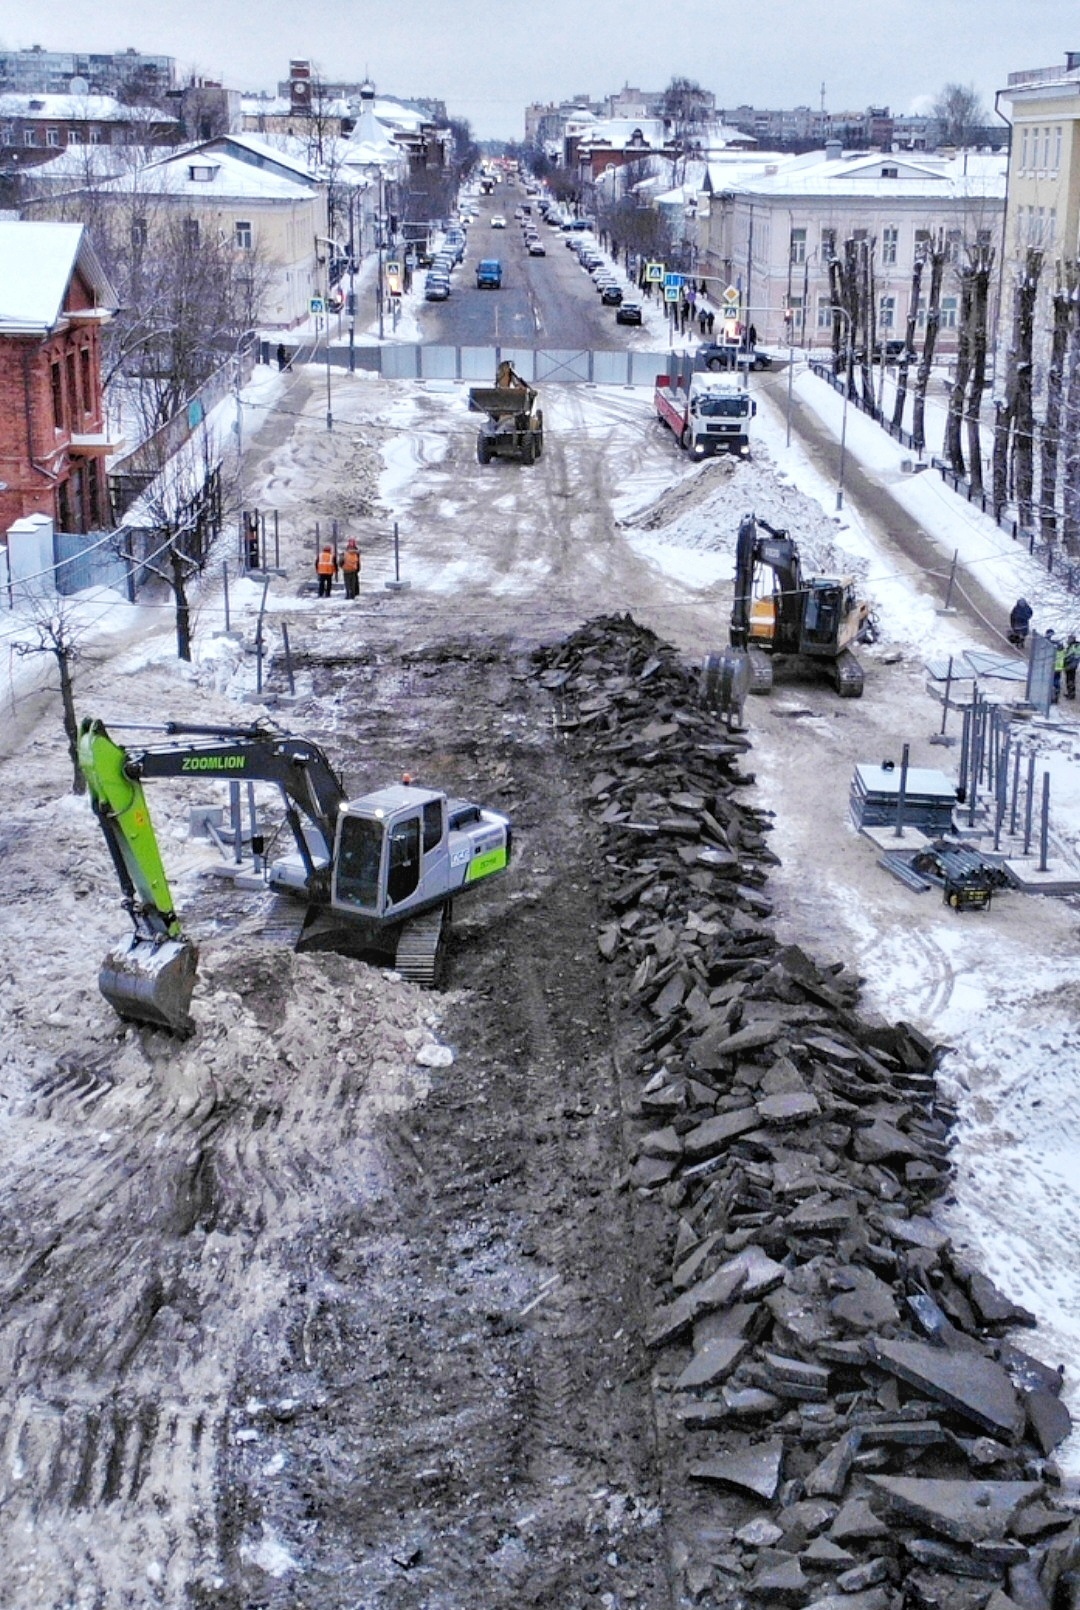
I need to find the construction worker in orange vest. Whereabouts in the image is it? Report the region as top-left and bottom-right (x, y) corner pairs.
(341, 538), (361, 600)
(315, 545), (337, 597)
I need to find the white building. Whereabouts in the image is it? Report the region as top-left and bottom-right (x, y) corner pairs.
(695, 147), (1007, 347)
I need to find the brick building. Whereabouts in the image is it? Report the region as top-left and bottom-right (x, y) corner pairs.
(0, 221), (120, 535)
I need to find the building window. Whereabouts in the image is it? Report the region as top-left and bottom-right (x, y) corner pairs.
(184, 218), (200, 247)
(1054, 125), (1063, 173)
(80, 348), (93, 417)
(851, 228), (868, 243)
(131, 216), (147, 249)
(914, 228), (931, 256)
(23, 129), (37, 146)
(187, 163), (217, 182)
(0, 124), (12, 144)
(787, 294), (804, 332)
(940, 295), (958, 330)
(89, 127), (102, 144)
(821, 226), (836, 258)
(51, 361), (65, 430)
(1020, 127), (1029, 173)
(879, 295), (896, 330)
(880, 165), (898, 179)
(882, 226), (898, 266)
(68, 127), (83, 144)
(817, 295), (834, 329)
(789, 226), (807, 265)
(46, 127), (60, 147)
(234, 219), (253, 249)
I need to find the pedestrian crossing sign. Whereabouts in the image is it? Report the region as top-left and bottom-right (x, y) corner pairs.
(645, 261), (664, 282)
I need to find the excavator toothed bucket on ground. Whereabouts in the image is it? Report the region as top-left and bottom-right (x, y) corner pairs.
(98, 937), (199, 1036)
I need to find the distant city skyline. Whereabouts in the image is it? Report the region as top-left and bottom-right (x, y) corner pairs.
(0, 0), (1075, 140)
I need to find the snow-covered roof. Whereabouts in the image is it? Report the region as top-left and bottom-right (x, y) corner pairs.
(728, 148), (1008, 201)
(19, 143), (137, 185)
(575, 116), (669, 149)
(204, 132), (320, 184)
(0, 91), (176, 124)
(0, 220), (116, 333)
(94, 144), (318, 202)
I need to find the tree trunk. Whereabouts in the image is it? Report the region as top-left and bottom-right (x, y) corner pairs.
(964, 250), (993, 498)
(170, 545), (193, 662)
(945, 264), (974, 476)
(828, 256), (846, 374)
(1039, 266), (1076, 542)
(858, 239), (877, 417)
(1062, 290), (1080, 552)
(1013, 250), (1042, 529)
(912, 235), (945, 453)
(891, 255), (923, 432)
(53, 643), (84, 795)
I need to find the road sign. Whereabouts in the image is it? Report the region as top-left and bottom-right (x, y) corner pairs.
(722, 284), (740, 306)
(309, 297), (325, 315)
(664, 272), (685, 290)
(664, 286), (680, 302)
(722, 306), (739, 320)
(645, 261), (664, 283)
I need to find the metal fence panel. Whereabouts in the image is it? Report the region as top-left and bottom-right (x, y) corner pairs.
(534, 349), (591, 383)
(380, 345), (422, 380)
(54, 530), (131, 598)
(496, 348), (538, 382)
(419, 345), (459, 380)
(591, 350), (628, 386)
(459, 347), (495, 381)
(631, 350), (672, 388)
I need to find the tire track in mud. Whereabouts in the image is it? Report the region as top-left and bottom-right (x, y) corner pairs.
(0, 941), (442, 1607)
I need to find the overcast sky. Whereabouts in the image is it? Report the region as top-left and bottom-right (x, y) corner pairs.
(1, 0), (1076, 139)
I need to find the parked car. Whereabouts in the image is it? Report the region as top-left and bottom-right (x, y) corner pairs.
(490, 215), (507, 228)
(424, 278), (450, 301)
(600, 284), (624, 305)
(616, 301), (643, 325)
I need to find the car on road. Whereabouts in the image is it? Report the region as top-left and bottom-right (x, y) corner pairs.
(528, 240), (547, 256)
(616, 301), (643, 325)
(695, 341), (772, 371)
(424, 277), (450, 300)
(490, 215), (507, 228)
(600, 284), (624, 305)
(476, 258), (503, 288)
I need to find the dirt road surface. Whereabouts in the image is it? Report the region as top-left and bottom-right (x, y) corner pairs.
(1, 366), (1076, 1607)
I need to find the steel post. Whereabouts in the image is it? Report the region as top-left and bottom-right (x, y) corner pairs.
(1039, 772), (1051, 872)
(1010, 741), (1021, 836)
(894, 743), (910, 839)
(1023, 751), (1036, 855)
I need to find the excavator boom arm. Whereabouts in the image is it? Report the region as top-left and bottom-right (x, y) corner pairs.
(78, 719), (182, 939)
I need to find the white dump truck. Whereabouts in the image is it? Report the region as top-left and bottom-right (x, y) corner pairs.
(654, 371), (757, 459)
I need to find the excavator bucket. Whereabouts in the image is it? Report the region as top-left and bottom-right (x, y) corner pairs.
(98, 936), (199, 1036)
(700, 647), (753, 730)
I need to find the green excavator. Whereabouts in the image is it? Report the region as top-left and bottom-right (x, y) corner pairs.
(77, 717), (512, 1035)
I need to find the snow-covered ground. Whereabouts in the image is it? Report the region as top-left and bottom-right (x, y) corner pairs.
(7, 335), (1080, 1486)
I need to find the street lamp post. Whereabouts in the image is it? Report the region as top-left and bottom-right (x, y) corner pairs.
(315, 236), (342, 431)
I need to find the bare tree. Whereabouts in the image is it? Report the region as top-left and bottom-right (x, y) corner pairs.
(1012, 251), (1043, 528)
(944, 263), (975, 475)
(12, 604), (86, 794)
(1039, 264), (1078, 541)
(1061, 287), (1080, 551)
(891, 254), (923, 431)
(119, 430), (223, 660)
(912, 232), (947, 452)
(933, 83), (987, 147)
(964, 244), (994, 497)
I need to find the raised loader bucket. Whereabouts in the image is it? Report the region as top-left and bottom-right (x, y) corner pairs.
(98, 936), (199, 1035)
